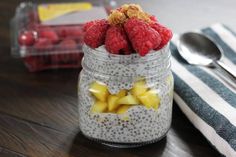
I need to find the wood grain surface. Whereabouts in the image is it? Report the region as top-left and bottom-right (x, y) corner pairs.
(0, 0), (222, 157)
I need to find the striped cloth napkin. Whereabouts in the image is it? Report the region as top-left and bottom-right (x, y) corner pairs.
(171, 23), (236, 157)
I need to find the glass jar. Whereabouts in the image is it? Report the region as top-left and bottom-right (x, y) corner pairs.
(78, 44), (173, 147)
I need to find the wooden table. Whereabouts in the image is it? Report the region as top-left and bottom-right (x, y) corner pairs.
(0, 0), (223, 156)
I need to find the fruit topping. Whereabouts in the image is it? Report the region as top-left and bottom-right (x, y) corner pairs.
(150, 23), (173, 50)
(124, 18), (161, 56)
(84, 4), (172, 56)
(105, 26), (131, 54)
(149, 15), (157, 22)
(84, 19), (109, 48)
(83, 20), (103, 32)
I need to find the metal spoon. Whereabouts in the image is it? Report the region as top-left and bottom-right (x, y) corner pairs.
(177, 32), (236, 82)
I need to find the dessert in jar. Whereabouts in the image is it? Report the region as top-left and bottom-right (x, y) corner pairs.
(78, 4), (173, 147)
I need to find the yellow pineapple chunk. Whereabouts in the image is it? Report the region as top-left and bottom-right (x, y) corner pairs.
(116, 94), (140, 105)
(130, 80), (148, 97)
(108, 95), (120, 112)
(91, 101), (107, 113)
(116, 105), (132, 114)
(138, 90), (160, 110)
(89, 81), (109, 102)
(115, 89), (127, 98)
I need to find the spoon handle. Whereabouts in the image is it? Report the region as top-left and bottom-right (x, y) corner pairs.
(213, 60), (236, 81)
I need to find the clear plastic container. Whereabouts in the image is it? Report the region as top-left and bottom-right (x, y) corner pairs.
(78, 44), (174, 147)
(10, 1), (116, 72)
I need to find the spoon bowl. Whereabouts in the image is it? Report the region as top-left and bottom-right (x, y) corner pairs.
(177, 32), (236, 81)
(177, 32), (222, 66)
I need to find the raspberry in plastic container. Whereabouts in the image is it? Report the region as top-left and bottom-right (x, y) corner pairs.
(10, 1), (115, 72)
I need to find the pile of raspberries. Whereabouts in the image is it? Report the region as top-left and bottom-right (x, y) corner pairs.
(84, 4), (172, 56)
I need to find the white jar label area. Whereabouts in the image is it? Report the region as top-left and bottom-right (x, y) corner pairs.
(78, 73), (174, 144)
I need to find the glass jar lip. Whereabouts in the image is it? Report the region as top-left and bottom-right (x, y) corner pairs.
(82, 42), (171, 78)
(83, 43), (170, 59)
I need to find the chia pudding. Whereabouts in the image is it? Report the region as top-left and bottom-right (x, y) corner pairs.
(78, 4), (173, 147)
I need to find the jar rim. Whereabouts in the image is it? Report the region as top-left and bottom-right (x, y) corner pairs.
(83, 43), (170, 61)
(82, 43), (171, 78)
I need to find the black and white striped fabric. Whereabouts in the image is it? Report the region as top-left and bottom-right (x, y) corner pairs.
(171, 24), (236, 157)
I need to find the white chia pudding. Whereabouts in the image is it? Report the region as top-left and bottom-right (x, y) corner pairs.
(78, 45), (173, 146)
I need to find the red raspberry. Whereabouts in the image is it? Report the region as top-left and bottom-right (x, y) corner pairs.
(84, 19), (109, 48)
(67, 28), (83, 39)
(57, 26), (83, 38)
(83, 20), (104, 32)
(18, 31), (35, 46)
(149, 15), (157, 22)
(124, 18), (161, 56)
(38, 28), (59, 44)
(105, 26), (131, 55)
(59, 39), (77, 50)
(34, 38), (53, 51)
(57, 26), (71, 38)
(150, 23), (173, 50)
